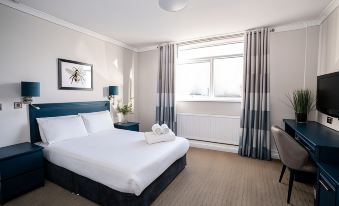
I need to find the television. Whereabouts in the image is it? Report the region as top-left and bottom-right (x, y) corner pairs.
(317, 71), (339, 117)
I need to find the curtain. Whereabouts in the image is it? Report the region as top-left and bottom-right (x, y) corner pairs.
(156, 44), (176, 131)
(238, 28), (271, 160)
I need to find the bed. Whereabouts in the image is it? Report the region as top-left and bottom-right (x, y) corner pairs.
(29, 101), (189, 206)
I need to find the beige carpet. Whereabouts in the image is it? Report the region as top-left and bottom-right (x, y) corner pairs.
(5, 148), (313, 206)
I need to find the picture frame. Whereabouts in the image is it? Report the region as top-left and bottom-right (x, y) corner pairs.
(58, 58), (93, 91)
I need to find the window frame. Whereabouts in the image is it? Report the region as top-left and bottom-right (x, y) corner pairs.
(176, 40), (244, 102)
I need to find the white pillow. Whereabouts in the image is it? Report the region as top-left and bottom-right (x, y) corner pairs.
(40, 115), (88, 144)
(79, 110), (114, 133)
(37, 115), (78, 144)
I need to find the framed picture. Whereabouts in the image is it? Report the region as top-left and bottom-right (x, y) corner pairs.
(58, 58), (93, 90)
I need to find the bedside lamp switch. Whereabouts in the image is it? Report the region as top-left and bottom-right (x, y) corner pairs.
(327, 117), (333, 124)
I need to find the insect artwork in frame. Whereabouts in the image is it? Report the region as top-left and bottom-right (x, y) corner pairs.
(58, 59), (93, 90)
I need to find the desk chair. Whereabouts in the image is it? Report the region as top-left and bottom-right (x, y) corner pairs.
(271, 125), (316, 204)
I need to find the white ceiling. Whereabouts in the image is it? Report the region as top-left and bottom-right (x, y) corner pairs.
(18, 0), (332, 49)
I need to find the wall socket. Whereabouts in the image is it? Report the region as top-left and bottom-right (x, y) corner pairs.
(14, 102), (22, 109)
(327, 116), (333, 124)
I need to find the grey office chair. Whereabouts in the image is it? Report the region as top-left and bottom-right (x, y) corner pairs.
(271, 126), (316, 204)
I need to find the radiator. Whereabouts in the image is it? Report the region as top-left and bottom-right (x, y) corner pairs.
(177, 113), (240, 145)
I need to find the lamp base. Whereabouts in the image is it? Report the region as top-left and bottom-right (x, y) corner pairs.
(108, 96), (116, 105)
(23, 96), (32, 104)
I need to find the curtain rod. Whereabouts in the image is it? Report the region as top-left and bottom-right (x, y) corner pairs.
(156, 28), (274, 48)
(245, 28), (275, 33)
(157, 30), (245, 48)
(177, 33), (244, 46)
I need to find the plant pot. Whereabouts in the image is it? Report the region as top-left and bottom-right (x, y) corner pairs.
(295, 113), (307, 123)
(120, 114), (128, 123)
(122, 114), (128, 123)
(117, 113), (127, 123)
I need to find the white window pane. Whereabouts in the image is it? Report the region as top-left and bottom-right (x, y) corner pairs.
(178, 43), (244, 60)
(176, 62), (210, 98)
(214, 57), (243, 98)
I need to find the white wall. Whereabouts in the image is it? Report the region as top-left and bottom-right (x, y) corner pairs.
(270, 26), (319, 129)
(317, 6), (339, 131)
(137, 50), (159, 132)
(0, 4), (137, 147)
(318, 6), (339, 75)
(268, 26), (319, 157)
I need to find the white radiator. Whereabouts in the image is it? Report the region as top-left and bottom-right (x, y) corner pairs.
(177, 113), (240, 145)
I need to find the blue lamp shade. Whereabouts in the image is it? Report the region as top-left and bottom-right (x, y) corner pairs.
(21, 81), (40, 97)
(109, 86), (119, 96)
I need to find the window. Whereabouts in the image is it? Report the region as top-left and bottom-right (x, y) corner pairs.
(176, 62), (210, 97)
(176, 35), (244, 101)
(213, 57), (243, 98)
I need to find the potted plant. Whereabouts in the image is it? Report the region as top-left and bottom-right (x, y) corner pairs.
(288, 89), (315, 123)
(117, 102), (133, 123)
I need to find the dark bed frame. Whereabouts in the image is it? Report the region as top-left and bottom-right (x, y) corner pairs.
(29, 101), (187, 206)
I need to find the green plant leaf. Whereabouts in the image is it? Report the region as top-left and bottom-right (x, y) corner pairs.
(117, 102), (133, 115)
(287, 89), (315, 114)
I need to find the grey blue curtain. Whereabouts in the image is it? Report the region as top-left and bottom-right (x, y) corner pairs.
(156, 44), (176, 131)
(238, 28), (271, 160)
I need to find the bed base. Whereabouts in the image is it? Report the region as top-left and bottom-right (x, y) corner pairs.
(44, 155), (186, 206)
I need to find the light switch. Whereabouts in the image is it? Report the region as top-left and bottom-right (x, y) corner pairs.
(327, 116), (333, 124)
(14, 102), (22, 109)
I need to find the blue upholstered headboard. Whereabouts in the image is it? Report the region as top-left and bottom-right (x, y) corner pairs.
(29, 101), (110, 143)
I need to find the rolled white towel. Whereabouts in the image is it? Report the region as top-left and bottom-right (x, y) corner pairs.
(144, 132), (176, 144)
(152, 124), (163, 135)
(168, 129), (175, 136)
(160, 124), (170, 135)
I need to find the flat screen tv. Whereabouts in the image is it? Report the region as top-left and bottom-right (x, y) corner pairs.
(317, 71), (339, 117)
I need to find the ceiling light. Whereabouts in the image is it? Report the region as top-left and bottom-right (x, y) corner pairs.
(159, 0), (188, 12)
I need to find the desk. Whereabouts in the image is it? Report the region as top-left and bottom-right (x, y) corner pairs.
(284, 119), (339, 206)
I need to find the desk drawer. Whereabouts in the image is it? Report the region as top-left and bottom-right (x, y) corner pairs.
(0, 150), (43, 180)
(318, 173), (336, 206)
(317, 147), (339, 164)
(295, 134), (315, 154)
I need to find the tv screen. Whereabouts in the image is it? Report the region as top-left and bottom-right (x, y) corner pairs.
(317, 72), (339, 117)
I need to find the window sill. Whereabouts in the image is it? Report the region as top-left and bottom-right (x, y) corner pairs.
(176, 98), (242, 103)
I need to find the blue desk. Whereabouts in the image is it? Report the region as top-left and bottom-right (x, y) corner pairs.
(284, 119), (339, 206)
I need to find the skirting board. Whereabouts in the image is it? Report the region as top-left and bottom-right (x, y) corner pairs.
(189, 140), (280, 160)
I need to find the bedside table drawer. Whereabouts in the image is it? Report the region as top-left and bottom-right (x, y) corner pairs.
(0, 168), (44, 203)
(0, 150), (43, 180)
(124, 124), (139, 132)
(114, 122), (139, 132)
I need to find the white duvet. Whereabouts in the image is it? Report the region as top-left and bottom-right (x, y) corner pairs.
(40, 129), (189, 195)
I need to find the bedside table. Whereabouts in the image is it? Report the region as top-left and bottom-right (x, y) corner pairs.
(114, 122), (140, 132)
(0, 143), (44, 204)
